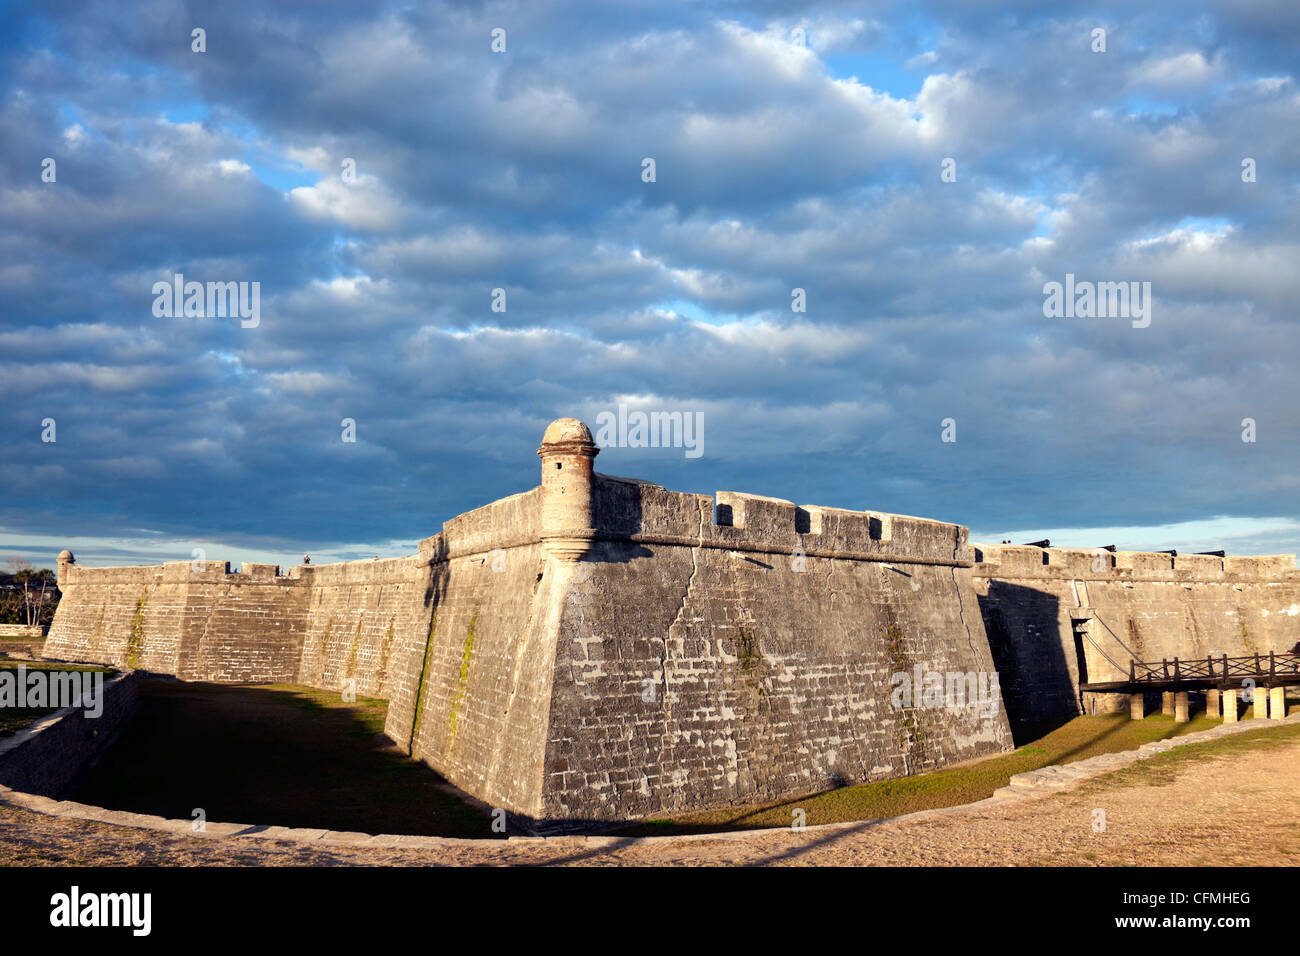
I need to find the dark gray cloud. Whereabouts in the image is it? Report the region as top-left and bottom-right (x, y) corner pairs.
(2, 0), (1298, 566)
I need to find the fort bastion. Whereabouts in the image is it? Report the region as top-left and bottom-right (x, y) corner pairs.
(43, 419), (1300, 825)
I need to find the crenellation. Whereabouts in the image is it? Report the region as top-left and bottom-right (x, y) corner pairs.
(973, 544), (1041, 575)
(713, 491), (795, 537)
(591, 476), (970, 567)
(975, 545), (1295, 584)
(239, 563), (281, 581)
(1116, 551), (1176, 574)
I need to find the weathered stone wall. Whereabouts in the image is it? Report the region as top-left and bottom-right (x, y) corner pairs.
(295, 556), (431, 700)
(0, 625), (46, 639)
(973, 545), (1300, 722)
(381, 488), (586, 817)
(538, 476), (1011, 821)
(0, 641), (44, 659)
(42, 473), (1016, 823)
(0, 672), (138, 797)
(46, 562), (310, 682)
(41, 418), (1300, 824)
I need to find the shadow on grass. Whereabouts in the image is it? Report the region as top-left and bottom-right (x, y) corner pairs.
(67, 679), (500, 839)
(1008, 715), (1076, 749)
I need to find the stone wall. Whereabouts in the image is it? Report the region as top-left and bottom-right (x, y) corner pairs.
(295, 556), (432, 700)
(0, 672), (138, 797)
(42, 476), (1015, 823)
(0, 641), (44, 660)
(41, 419), (1300, 825)
(973, 545), (1300, 722)
(540, 476), (1010, 822)
(383, 488), (557, 817)
(46, 561), (310, 682)
(0, 625), (46, 639)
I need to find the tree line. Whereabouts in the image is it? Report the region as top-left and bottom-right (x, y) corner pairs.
(1, 558), (59, 627)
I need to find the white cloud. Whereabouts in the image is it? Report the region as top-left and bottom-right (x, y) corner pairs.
(1128, 51), (1225, 93)
(289, 175), (403, 230)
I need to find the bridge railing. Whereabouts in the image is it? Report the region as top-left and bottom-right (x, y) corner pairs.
(1128, 651), (1300, 684)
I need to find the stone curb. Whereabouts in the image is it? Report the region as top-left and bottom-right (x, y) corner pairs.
(0, 713), (1295, 851)
(994, 711), (1300, 799)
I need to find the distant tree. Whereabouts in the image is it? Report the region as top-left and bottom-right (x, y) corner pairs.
(2, 558), (58, 627)
(0, 582), (20, 625)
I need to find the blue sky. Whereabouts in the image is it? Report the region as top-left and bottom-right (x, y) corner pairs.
(1, 0), (1299, 568)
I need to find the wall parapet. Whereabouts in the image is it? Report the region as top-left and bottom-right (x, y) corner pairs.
(417, 487), (543, 564)
(971, 543), (1298, 583)
(60, 560), (302, 587)
(593, 475), (973, 567)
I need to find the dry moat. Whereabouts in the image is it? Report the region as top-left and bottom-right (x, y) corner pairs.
(62, 677), (1295, 839)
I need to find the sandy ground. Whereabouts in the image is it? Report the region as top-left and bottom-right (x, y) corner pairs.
(1, 736), (1296, 866)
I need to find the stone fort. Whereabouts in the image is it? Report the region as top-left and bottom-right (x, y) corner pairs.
(44, 419), (1300, 825)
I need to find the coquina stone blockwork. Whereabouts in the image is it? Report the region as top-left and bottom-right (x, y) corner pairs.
(43, 419), (1299, 824)
(972, 545), (1300, 722)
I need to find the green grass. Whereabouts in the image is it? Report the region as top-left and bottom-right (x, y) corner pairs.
(1078, 719), (1300, 791)
(0, 661), (112, 673)
(68, 679), (500, 839)
(609, 704), (1290, 836)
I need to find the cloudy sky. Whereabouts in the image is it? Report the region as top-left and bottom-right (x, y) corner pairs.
(2, 0), (1298, 568)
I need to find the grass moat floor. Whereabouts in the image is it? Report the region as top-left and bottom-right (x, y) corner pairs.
(67, 679), (497, 839)
(55, 678), (1294, 839)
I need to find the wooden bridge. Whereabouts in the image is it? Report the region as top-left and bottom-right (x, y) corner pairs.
(1080, 652), (1300, 723)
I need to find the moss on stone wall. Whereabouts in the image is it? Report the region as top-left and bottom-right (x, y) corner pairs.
(125, 590), (148, 669)
(733, 626), (770, 705)
(1239, 620), (1259, 655)
(446, 614), (477, 757)
(409, 610), (438, 751)
(884, 622), (928, 764)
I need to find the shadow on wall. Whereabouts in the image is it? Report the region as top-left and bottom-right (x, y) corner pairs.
(589, 475), (653, 564)
(978, 582), (1076, 732)
(407, 534), (451, 753)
